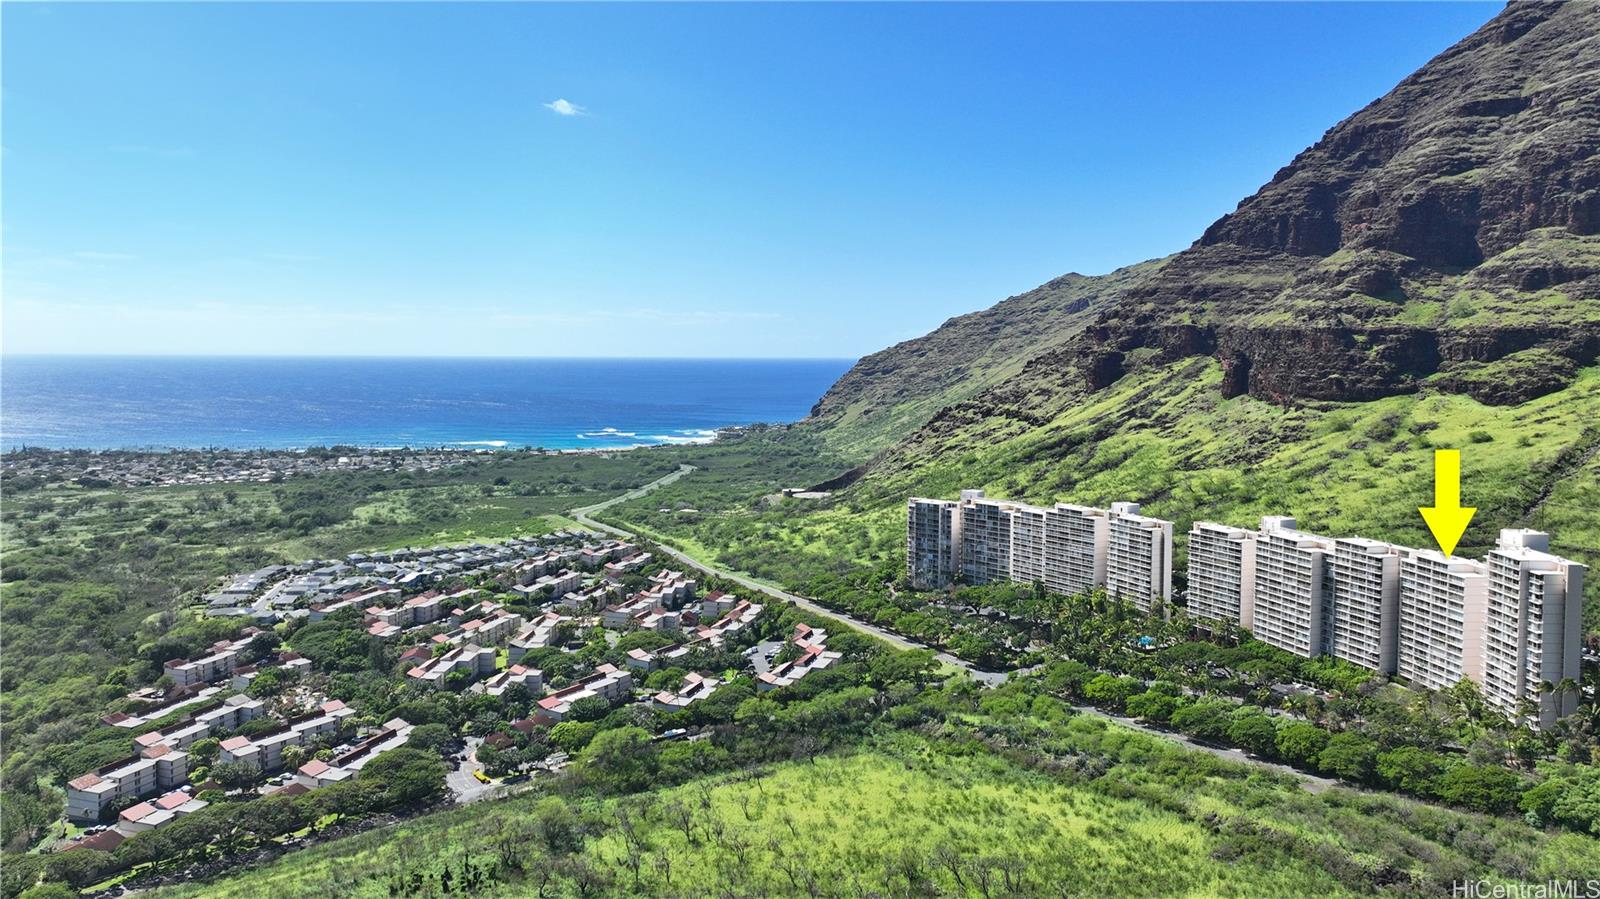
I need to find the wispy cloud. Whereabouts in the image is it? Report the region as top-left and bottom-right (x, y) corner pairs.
(543, 98), (586, 117)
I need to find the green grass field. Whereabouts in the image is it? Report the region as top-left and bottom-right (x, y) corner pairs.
(145, 718), (1600, 899)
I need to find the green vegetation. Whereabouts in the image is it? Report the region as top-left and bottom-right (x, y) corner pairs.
(605, 360), (1600, 636)
(0, 450), (683, 850)
(139, 674), (1600, 898)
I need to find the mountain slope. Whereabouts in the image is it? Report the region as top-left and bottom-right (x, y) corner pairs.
(637, 2), (1600, 633)
(1061, 0), (1600, 406)
(805, 259), (1164, 459)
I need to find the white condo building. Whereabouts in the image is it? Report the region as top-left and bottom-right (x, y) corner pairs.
(1104, 502), (1174, 612)
(957, 490), (1014, 586)
(1009, 504), (1049, 586)
(1482, 529), (1586, 728)
(1327, 537), (1406, 673)
(1397, 549), (1489, 693)
(1186, 522), (1257, 629)
(907, 498), (960, 590)
(908, 494), (1587, 730)
(1043, 504), (1110, 597)
(905, 491), (1167, 602)
(1250, 517), (1333, 658)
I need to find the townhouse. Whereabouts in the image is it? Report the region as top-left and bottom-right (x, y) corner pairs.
(479, 664), (544, 697)
(405, 644), (498, 689)
(295, 718), (416, 789)
(757, 625), (843, 692)
(115, 789), (208, 835)
(650, 672), (722, 712)
(533, 664), (634, 722)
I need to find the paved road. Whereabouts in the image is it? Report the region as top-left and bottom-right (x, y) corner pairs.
(446, 737), (497, 804)
(571, 469), (1005, 684)
(571, 471), (1334, 790)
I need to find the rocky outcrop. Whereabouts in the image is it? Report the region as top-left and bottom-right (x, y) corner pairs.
(809, 1), (1600, 466)
(1064, 1), (1600, 407)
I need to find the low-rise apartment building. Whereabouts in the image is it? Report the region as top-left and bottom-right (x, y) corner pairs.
(479, 664), (544, 697)
(405, 644), (498, 689)
(509, 612), (567, 661)
(66, 749), (190, 821)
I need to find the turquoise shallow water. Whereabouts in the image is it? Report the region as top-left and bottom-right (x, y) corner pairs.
(0, 356), (854, 450)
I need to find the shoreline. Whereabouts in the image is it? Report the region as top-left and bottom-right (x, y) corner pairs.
(0, 428), (752, 457)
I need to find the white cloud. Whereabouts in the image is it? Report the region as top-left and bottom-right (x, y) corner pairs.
(543, 98), (586, 117)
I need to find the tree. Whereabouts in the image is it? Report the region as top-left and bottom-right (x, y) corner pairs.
(359, 748), (447, 808)
(1376, 746), (1446, 795)
(531, 796), (582, 855)
(211, 760), (262, 790)
(567, 696), (612, 723)
(578, 726), (657, 793)
(187, 736), (221, 768)
(1316, 732), (1379, 783)
(1172, 699), (1233, 743)
(1125, 690), (1183, 725)
(43, 849), (113, 889)
(1225, 708), (1278, 757)
(409, 723), (455, 755)
(658, 739), (730, 784)
(1275, 722), (1330, 767)
(550, 720), (600, 752)
(1082, 674), (1137, 710)
(1434, 764), (1524, 814)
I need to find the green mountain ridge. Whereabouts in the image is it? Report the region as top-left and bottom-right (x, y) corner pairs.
(642, 1), (1600, 631)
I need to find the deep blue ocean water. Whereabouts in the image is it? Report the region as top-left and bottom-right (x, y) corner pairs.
(0, 356), (855, 451)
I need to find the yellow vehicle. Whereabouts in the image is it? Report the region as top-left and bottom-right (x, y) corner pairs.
(472, 770), (491, 784)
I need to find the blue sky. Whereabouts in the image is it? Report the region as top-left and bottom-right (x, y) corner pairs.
(2, 2), (1497, 359)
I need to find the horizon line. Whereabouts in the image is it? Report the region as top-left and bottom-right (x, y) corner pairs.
(1, 353), (861, 363)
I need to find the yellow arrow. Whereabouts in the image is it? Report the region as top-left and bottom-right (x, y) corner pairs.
(1419, 449), (1475, 556)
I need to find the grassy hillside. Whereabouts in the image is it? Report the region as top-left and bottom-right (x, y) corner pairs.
(611, 360), (1600, 635)
(803, 260), (1163, 461)
(146, 715), (1599, 899)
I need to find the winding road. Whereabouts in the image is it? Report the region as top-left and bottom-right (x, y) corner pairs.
(570, 467), (1338, 791)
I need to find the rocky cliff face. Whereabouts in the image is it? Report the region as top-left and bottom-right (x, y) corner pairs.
(1070, 0), (1600, 406)
(807, 1), (1600, 470)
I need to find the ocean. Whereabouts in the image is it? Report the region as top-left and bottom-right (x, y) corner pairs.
(0, 356), (855, 451)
